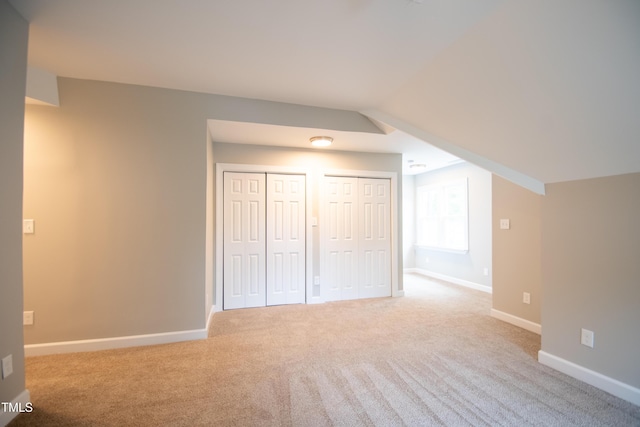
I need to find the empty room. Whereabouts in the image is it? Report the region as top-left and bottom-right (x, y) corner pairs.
(2, 1), (639, 425)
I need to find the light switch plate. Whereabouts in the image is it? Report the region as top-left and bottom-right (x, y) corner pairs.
(500, 219), (510, 230)
(23, 219), (35, 234)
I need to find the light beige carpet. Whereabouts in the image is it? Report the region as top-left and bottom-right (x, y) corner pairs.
(9, 274), (640, 426)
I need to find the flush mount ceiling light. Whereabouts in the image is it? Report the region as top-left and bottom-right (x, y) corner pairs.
(310, 136), (333, 147)
(409, 163), (427, 170)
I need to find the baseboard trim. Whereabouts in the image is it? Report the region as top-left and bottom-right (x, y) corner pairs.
(24, 329), (208, 356)
(538, 351), (640, 406)
(0, 389), (31, 427)
(206, 306), (216, 333)
(490, 309), (541, 335)
(409, 268), (492, 294)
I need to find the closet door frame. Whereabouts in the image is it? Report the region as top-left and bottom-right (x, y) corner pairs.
(215, 163), (314, 312)
(320, 169), (401, 302)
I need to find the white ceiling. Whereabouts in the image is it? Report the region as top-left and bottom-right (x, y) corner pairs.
(11, 0), (640, 185)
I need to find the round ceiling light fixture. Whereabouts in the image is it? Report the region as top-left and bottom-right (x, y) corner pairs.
(310, 136), (333, 147)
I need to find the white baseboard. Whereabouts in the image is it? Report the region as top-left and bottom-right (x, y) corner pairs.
(206, 306), (216, 333)
(409, 268), (492, 294)
(538, 351), (640, 406)
(490, 309), (541, 335)
(24, 329), (208, 357)
(0, 389), (31, 427)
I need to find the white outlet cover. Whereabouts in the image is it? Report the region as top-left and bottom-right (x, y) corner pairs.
(581, 328), (595, 348)
(24, 311), (34, 325)
(500, 219), (510, 230)
(2, 354), (13, 379)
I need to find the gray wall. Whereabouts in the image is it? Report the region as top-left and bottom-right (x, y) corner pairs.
(23, 77), (389, 345)
(413, 162), (492, 287)
(211, 141), (404, 297)
(0, 0), (28, 405)
(541, 172), (640, 388)
(492, 175), (542, 324)
(402, 175), (416, 269)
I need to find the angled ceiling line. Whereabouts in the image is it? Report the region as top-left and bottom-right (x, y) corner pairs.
(360, 109), (545, 195)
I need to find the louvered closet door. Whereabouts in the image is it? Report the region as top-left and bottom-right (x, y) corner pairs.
(359, 178), (391, 298)
(266, 174), (306, 306)
(325, 176), (359, 301)
(223, 172), (266, 310)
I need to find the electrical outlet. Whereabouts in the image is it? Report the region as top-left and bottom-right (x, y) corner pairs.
(2, 354), (13, 379)
(314, 276), (320, 285)
(581, 328), (594, 348)
(483, 267), (489, 276)
(523, 292), (530, 304)
(500, 219), (510, 230)
(23, 311), (34, 325)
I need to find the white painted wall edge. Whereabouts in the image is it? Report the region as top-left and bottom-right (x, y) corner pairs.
(360, 109), (546, 195)
(408, 268), (492, 294)
(490, 309), (541, 335)
(0, 389), (31, 427)
(24, 329), (207, 357)
(538, 351), (640, 407)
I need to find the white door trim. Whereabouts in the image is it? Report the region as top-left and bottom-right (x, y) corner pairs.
(215, 163), (314, 312)
(320, 169), (400, 301)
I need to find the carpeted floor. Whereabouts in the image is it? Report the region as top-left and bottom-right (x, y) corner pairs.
(9, 274), (640, 426)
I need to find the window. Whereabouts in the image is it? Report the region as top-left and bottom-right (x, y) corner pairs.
(416, 178), (468, 252)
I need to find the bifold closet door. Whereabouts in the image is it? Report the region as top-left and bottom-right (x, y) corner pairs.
(324, 176), (359, 301)
(223, 172), (266, 310)
(359, 178), (391, 299)
(266, 174), (306, 306)
(324, 176), (391, 301)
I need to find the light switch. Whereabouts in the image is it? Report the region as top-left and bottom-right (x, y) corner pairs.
(311, 217), (318, 227)
(23, 219), (35, 234)
(500, 219), (510, 230)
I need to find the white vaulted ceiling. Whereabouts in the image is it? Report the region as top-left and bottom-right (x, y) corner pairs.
(11, 0), (640, 187)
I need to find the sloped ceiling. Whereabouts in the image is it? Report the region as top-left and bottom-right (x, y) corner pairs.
(380, 0), (640, 184)
(10, 0), (640, 187)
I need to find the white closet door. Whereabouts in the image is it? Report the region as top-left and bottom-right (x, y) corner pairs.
(223, 172), (266, 310)
(324, 176), (359, 301)
(267, 174), (306, 306)
(359, 178), (391, 298)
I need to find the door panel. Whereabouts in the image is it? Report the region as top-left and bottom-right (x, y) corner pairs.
(323, 176), (391, 301)
(267, 174), (306, 306)
(324, 176), (359, 301)
(359, 178), (391, 298)
(223, 172), (266, 309)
